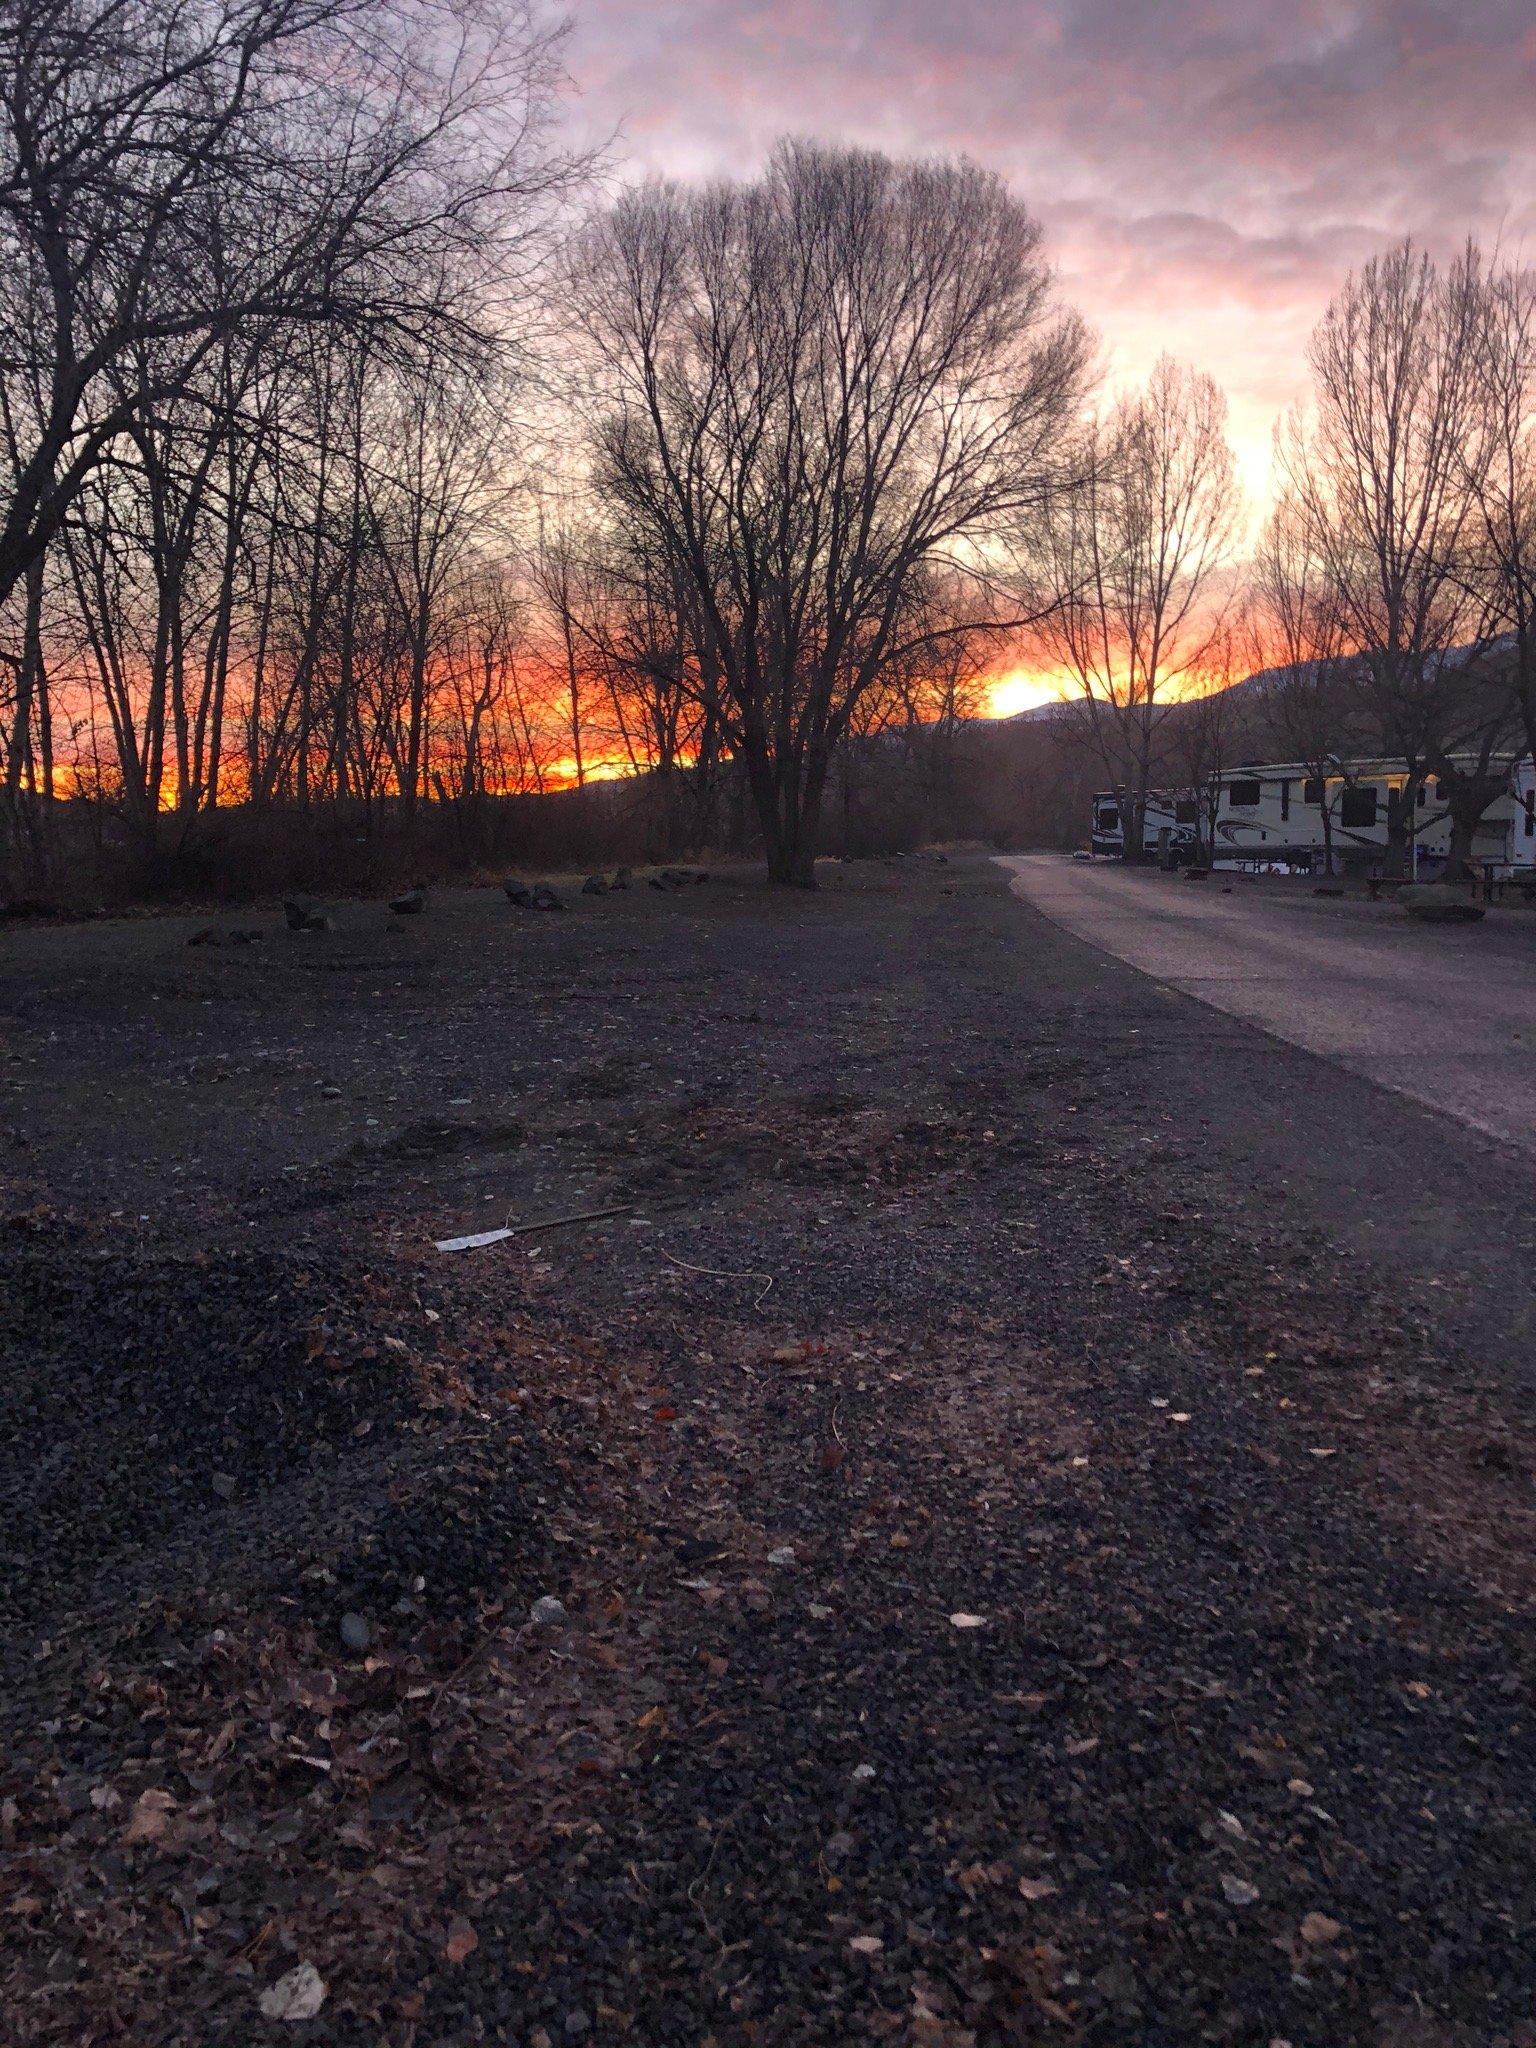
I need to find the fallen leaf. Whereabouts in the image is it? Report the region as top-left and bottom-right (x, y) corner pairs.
(818, 1441), (846, 1473)
(1221, 1875), (1260, 1908)
(1018, 1875), (1059, 1900)
(123, 1788), (176, 1845)
(848, 1934), (884, 1955)
(949, 1612), (987, 1630)
(444, 1917), (479, 1965)
(1299, 1911), (1342, 1946)
(259, 1962), (327, 2021)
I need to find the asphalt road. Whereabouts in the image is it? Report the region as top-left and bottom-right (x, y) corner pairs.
(1002, 853), (1536, 1162)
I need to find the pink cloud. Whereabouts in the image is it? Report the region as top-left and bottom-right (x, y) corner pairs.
(564, 0), (1536, 474)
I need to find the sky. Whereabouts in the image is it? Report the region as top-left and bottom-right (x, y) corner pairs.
(561, 1), (1536, 710)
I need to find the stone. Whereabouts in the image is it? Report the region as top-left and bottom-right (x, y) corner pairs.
(530, 1595), (568, 1626)
(258, 1962), (327, 2022)
(388, 888), (425, 915)
(339, 1612), (371, 1651)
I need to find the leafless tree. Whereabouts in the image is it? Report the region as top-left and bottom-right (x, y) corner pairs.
(571, 140), (1089, 885)
(1465, 259), (1536, 771)
(1286, 244), (1496, 875)
(1245, 489), (1358, 874)
(1035, 355), (1241, 862)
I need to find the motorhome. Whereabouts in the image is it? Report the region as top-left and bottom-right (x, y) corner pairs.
(1091, 756), (1536, 874)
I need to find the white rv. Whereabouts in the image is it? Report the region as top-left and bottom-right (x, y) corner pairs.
(1091, 756), (1536, 874)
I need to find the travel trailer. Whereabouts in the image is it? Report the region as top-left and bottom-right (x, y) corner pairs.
(1090, 756), (1536, 874)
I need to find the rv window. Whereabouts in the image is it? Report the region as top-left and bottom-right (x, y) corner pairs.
(1340, 786), (1378, 829)
(1280, 780), (1291, 821)
(1302, 778), (1323, 805)
(1525, 793), (1534, 838)
(1227, 778), (1261, 808)
(1416, 785), (1426, 807)
(1095, 806), (1119, 831)
(1174, 799), (1198, 825)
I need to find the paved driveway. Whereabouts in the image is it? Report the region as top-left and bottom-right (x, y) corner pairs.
(1000, 853), (1536, 1159)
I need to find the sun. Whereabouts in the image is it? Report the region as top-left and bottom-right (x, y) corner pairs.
(984, 667), (1074, 720)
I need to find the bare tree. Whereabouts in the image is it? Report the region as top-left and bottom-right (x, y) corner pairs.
(1466, 259), (1536, 772)
(1035, 355), (1241, 862)
(1246, 488), (1357, 874)
(1287, 244), (1494, 875)
(0, 0), (574, 611)
(571, 140), (1089, 885)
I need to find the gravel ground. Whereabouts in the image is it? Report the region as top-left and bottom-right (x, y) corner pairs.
(1, 857), (1533, 2047)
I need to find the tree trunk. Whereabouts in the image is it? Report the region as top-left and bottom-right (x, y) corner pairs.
(1442, 807), (1479, 883)
(751, 749), (826, 887)
(1382, 784), (1413, 878)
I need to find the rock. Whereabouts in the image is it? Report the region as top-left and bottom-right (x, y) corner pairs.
(388, 888), (425, 915)
(611, 867), (632, 890)
(210, 1472), (236, 1501)
(530, 1595), (567, 1626)
(503, 877), (532, 906)
(283, 898), (321, 932)
(767, 1545), (796, 1566)
(228, 928), (264, 945)
(581, 875), (608, 896)
(1221, 1875), (1260, 1907)
(563, 2011), (591, 2038)
(532, 885), (565, 912)
(1092, 1959), (1140, 2007)
(850, 1762), (876, 1783)
(186, 927), (218, 947)
(339, 1611), (371, 1651)
(1398, 884), (1484, 923)
(319, 1084), (342, 1099)
(258, 1961), (327, 2022)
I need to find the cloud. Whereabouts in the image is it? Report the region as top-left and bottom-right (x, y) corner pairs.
(563, 0), (1536, 482)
